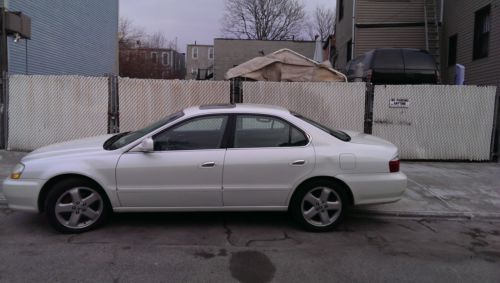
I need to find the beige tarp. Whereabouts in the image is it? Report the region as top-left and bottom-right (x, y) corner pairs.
(225, 48), (347, 82)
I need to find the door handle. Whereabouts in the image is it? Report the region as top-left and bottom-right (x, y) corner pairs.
(290, 160), (306, 166)
(201, 161), (216, 168)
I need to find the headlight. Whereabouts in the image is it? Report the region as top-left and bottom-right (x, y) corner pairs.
(10, 163), (25, 179)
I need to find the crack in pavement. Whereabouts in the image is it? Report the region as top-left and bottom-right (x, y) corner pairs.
(222, 220), (236, 247)
(245, 231), (301, 247)
(416, 219), (437, 233)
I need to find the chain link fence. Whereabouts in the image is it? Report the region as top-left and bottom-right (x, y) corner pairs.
(3, 75), (498, 161)
(118, 78), (230, 132)
(8, 75), (109, 151)
(242, 81), (366, 132)
(373, 85), (497, 161)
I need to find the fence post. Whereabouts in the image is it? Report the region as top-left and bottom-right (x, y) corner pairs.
(0, 72), (8, 149)
(108, 75), (120, 134)
(491, 88), (500, 162)
(230, 78), (243, 104)
(363, 82), (374, 134)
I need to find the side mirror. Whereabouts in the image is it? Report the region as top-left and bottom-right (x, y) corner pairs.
(138, 137), (154, 152)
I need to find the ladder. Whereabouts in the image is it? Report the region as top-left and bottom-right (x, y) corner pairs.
(424, 0), (441, 69)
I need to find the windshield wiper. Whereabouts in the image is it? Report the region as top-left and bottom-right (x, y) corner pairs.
(103, 132), (130, 150)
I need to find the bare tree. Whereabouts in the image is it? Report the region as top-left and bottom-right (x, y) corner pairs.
(143, 31), (177, 50)
(310, 5), (336, 41)
(118, 17), (145, 48)
(221, 0), (306, 40)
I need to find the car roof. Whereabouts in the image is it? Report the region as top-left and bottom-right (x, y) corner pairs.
(183, 103), (290, 116)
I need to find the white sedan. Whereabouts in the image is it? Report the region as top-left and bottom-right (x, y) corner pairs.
(4, 104), (406, 233)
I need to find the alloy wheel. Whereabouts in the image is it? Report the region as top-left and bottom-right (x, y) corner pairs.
(301, 187), (342, 227)
(54, 187), (104, 229)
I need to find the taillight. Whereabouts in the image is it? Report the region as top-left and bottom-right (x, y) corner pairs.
(389, 158), (400, 173)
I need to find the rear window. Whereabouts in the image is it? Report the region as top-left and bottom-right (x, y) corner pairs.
(292, 113), (351, 142)
(372, 49), (404, 69)
(402, 49), (437, 70)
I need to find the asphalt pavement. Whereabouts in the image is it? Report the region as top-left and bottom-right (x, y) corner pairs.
(0, 208), (499, 282)
(1, 150), (500, 282)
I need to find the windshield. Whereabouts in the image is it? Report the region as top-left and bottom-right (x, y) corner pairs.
(293, 113), (351, 142)
(104, 111), (184, 150)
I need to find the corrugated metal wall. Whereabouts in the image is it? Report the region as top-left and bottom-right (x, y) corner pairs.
(242, 82), (366, 133)
(4, 0), (118, 76)
(8, 75), (109, 151)
(119, 79), (230, 132)
(373, 85), (497, 160)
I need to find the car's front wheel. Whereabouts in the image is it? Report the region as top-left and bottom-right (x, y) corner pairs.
(45, 178), (110, 233)
(290, 180), (349, 232)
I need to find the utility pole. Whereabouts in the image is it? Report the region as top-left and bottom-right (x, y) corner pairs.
(0, 8), (31, 149)
(0, 8), (8, 149)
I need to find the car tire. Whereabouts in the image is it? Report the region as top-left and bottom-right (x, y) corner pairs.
(45, 178), (110, 233)
(290, 179), (349, 232)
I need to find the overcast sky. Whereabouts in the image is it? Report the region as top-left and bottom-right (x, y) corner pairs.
(120, 0), (336, 53)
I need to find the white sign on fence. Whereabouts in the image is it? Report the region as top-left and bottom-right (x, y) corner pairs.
(389, 98), (409, 108)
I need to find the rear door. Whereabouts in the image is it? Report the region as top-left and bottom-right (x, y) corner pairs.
(222, 114), (315, 207)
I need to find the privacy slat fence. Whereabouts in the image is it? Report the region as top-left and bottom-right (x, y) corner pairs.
(119, 79), (230, 132)
(372, 85), (497, 161)
(8, 75), (108, 151)
(242, 82), (366, 132)
(4, 75), (498, 161)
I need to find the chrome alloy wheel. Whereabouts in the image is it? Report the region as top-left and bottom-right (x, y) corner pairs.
(54, 187), (104, 229)
(301, 187), (342, 227)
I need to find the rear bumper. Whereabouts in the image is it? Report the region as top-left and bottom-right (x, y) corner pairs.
(2, 178), (45, 212)
(336, 172), (407, 205)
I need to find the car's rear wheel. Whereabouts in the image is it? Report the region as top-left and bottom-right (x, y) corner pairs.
(45, 179), (110, 233)
(290, 180), (348, 232)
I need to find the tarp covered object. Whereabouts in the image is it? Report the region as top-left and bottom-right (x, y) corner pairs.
(225, 48), (347, 82)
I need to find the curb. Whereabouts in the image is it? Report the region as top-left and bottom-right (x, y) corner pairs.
(350, 208), (500, 221)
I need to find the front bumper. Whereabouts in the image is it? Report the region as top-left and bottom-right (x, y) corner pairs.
(336, 172), (407, 205)
(2, 178), (45, 212)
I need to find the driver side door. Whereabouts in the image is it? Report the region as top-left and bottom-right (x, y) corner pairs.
(116, 115), (229, 208)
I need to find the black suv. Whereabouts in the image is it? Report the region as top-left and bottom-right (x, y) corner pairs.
(345, 48), (440, 84)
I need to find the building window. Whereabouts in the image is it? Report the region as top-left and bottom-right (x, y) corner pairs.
(448, 34), (457, 66)
(162, 52), (170, 65)
(339, 0), (344, 21)
(151, 52), (158, 63)
(192, 47), (198, 59)
(208, 47), (214, 60)
(473, 5), (490, 60)
(346, 39), (352, 63)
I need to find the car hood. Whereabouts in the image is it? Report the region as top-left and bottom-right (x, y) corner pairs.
(22, 134), (114, 162)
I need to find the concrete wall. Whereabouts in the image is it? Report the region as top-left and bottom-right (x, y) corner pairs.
(186, 44), (213, 80)
(2, 0), (118, 75)
(213, 39), (316, 80)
